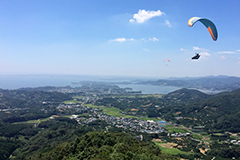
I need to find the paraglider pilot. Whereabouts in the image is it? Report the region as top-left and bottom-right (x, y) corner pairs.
(192, 53), (200, 60)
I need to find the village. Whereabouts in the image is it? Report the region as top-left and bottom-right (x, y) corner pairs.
(56, 103), (240, 146)
(56, 103), (192, 136)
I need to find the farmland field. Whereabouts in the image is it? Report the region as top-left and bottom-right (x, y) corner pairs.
(154, 142), (191, 155)
(84, 104), (138, 118)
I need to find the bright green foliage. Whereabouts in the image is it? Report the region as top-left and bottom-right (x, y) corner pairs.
(33, 131), (179, 160)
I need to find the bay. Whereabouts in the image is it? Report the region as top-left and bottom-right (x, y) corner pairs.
(0, 75), (152, 89)
(118, 84), (181, 94)
(0, 75), (219, 94)
(0, 75), (94, 89)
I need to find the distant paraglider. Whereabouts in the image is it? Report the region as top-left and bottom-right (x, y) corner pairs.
(163, 59), (170, 62)
(191, 53), (200, 60)
(188, 17), (218, 41)
(163, 59), (170, 66)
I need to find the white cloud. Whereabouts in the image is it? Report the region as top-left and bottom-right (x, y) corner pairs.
(109, 38), (134, 42)
(220, 56), (226, 59)
(218, 51), (235, 54)
(128, 38), (134, 41)
(109, 37), (159, 43)
(201, 52), (210, 56)
(165, 20), (172, 28)
(129, 9), (165, 23)
(141, 37), (159, 42)
(180, 48), (185, 51)
(237, 49), (240, 52)
(142, 48), (150, 52)
(200, 51), (211, 59)
(193, 46), (204, 51)
(149, 37), (159, 42)
(193, 46), (209, 52)
(192, 47), (210, 58)
(129, 19), (135, 23)
(193, 46), (200, 50)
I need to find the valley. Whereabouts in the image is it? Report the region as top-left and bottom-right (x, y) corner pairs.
(0, 81), (240, 159)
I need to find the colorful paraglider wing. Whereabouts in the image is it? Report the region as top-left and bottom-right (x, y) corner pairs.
(188, 17), (218, 41)
(163, 59), (170, 62)
(163, 59), (170, 66)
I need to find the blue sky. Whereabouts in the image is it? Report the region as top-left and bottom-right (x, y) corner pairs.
(0, 0), (240, 78)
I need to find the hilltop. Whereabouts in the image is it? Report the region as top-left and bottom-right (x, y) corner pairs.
(28, 131), (178, 160)
(163, 88), (210, 102)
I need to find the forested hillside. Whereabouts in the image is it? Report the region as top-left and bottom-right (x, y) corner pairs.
(1, 117), (178, 160)
(163, 88), (240, 133)
(29, 131), (178, 160)
(1, 117), (107, 160)
(164, 88), (211, 102)
(0, 89), (72, 123)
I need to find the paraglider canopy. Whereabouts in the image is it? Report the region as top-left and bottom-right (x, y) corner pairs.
(188, 17), (218, 41)
(163, 59), (170, 62)
(191, 53), (200, 60)
(163, 59), (170, 66)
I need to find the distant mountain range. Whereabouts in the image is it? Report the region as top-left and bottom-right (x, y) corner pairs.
(138, 75), (240, 91)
